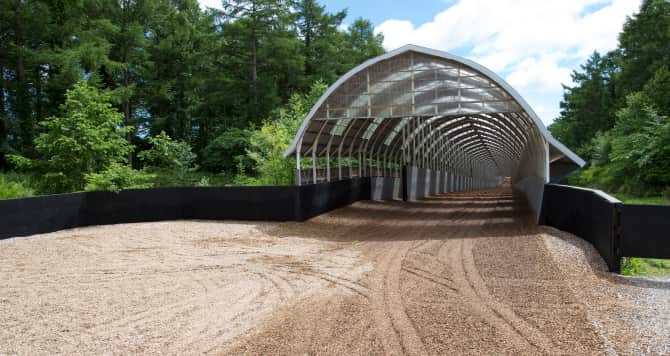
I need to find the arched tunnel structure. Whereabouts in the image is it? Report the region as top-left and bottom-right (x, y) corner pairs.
(284, 45), (585, 217)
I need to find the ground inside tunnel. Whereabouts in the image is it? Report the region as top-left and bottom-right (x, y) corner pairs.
(1, 188), (668, 355)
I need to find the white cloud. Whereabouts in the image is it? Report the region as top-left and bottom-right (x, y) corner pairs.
(199, 0), (222, 10)
(506, 55), (573, 93)
(337, 23), (350, 32)
(375, 0), (641, 122)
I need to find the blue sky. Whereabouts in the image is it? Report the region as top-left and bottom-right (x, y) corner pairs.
(320, 0), (453, 27)
(200, 0), (642, 126)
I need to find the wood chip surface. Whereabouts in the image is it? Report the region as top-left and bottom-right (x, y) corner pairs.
(1, 188), (668, 355)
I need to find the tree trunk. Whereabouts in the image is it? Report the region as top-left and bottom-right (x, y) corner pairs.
(250, 30), (258, 121)
(34, 65), (43, 122)
(15, 11), (31, 150)
(123, 70), (133, 165)
(249, 1), (258, 121)
(0, 64), (6, 149)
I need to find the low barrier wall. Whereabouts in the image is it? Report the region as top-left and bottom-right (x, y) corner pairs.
(619, 204), (670, 260)
(539, 184), (670, 273)
(0, 178), (371, 239)
(404, 166), (470, 201)
(371, 177), (401, 201)
(539, 184), (619, 271)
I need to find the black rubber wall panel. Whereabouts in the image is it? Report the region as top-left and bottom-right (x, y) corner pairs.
(0, 193), (85, 239)
(539, 184), (620, 272)
(0, 178), (371, 239)
(619, 204), (670, 259)
(82, 186), (298, 225)
(296, 177), (371, 221)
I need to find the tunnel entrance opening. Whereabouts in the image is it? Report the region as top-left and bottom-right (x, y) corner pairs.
(285, 45), (584, 219)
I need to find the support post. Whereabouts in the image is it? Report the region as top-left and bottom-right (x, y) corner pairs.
(312, 149), (317, 184)
(296, 139), (302, 186)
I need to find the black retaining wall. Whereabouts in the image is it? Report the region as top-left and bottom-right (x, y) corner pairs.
(619, 204), (670, 259)
(295, 177), (371, 221)
(539, 184), (620, 272)
(0, 178), (371, 240)
(540, 184), (670, 273)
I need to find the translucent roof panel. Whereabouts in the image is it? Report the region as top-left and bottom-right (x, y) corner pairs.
(285, 44), (585, 181)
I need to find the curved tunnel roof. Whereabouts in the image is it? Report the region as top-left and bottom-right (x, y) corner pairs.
(285, 44), (584, 180)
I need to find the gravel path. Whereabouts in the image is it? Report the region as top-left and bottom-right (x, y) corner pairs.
(0, 221), (371, 355)
(1, 187), (668, 355)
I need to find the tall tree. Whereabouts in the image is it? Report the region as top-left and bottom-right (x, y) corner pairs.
(145, 0), (216, 146)
(344, 18), (385, 68)
(1, 0), (47, 151)
(104, 0), (155, 163)
(217, 0), (302, 123)
(549, 52), (618, 159)
(616, 0), (670, 96)
(295, 0), (347, 85)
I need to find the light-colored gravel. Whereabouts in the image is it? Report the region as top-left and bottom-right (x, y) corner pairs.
(541, 226), (670, 355)
(1, 187), (669, 355)
(0, 221), (370, 355)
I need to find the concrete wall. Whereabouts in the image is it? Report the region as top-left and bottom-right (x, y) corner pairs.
(405, 166), (475, 200)
(371, 177), (401, 201)
(375, 165), (502, 203)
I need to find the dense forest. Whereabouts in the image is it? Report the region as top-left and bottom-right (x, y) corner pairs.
(0, 0), (384, 196)
(549, 0), (670, 201)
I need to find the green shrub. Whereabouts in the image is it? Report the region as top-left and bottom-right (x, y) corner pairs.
(647, 259), (670, 269)
(196, 176), (210, 187)
(201, 127), (253, 174)
(231, 174), (262, 186)
(0, 173), (35, 199)
(139, 131), (196, 171)
(663, 187), (670, 200)
(621, 257), (648, 275)
(11, 81), (133, 194)
(84, 163), (155, 193)
(242, 81), (327, 186)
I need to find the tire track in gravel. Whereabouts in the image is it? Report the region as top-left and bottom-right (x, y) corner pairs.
(365, 197), (472, 356)
(439, 191), (554, 354)
(225, 188), (606, 355)
(370, 240), (427, 355)
(270, 266), (370, 298)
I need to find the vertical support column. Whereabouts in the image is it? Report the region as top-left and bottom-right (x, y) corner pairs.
(544, 139), (550, 183)
(326, 150), (331, 182)
(402, 165), (409, 201)
(338, 148), (342, 180)
(296, 138), (302, 186)
(312, 149), (317, 184)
